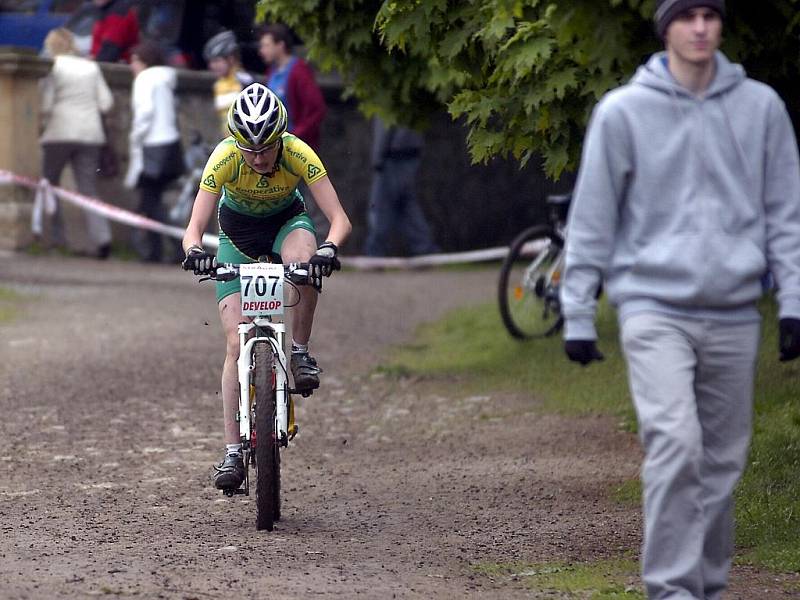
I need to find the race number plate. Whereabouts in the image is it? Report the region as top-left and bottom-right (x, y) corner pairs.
(239, 263), (285, 317)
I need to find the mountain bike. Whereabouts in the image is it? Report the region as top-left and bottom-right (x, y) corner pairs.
(202, 260), (315, 531)
(498, 193), (571, 339)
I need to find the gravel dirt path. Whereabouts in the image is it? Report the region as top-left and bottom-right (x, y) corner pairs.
(1, 253), (797, 599)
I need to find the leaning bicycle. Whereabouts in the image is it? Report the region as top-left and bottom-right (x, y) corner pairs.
(498, 193), (571, 339)
(203, 260), (315, 531)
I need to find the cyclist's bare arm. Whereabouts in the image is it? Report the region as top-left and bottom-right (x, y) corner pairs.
(308, 176), (352, 247)
(183, 188), (221, 253)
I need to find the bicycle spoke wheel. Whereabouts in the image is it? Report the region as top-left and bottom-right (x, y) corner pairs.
(254, 342), (279, 531)
(498, 225), (565, 339)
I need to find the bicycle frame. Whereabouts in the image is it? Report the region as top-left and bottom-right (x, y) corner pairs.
(196, 260), (317, 524)
(236, 318), (290, 452)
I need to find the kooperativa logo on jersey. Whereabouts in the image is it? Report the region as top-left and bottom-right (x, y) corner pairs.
(213, 153), (236, 172)
(285, 147), (307, 163)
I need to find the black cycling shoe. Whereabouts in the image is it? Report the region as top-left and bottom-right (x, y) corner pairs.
(213, 453), (245, 490)
(290, 352), (322, 391)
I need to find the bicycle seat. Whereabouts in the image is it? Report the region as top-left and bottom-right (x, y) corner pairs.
(546, 193), (572, 206)
(546, 192), (572, 224)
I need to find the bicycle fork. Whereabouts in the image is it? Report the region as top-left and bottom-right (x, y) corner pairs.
(237, 320), (291, 451)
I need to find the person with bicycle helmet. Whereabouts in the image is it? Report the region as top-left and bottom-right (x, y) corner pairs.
(203, 30), (255, 138)
(181, 83), (351, 491)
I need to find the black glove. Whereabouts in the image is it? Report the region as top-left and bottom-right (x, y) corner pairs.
(779, 318), (800, 362)
(564, 339), (605, 366)
(308, 241), (341, 288)
(181, 245), (216, 275)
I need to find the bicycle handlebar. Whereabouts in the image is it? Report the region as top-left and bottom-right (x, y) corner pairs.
(208, 262), (313, 286)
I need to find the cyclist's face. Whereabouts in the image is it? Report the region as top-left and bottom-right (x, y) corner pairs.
(665, 7), (721, 65)
(239, 141), (280, 174)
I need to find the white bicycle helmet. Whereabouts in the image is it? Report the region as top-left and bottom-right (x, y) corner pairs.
(227, 83), (287, 148)
(203, 30), (239, 62)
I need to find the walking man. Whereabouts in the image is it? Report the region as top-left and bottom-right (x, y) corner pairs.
(363, 117), (440, 257)
(561, 2), (800, 598)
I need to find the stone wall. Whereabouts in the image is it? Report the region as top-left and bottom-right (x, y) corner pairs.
(0, 48), (573, 256)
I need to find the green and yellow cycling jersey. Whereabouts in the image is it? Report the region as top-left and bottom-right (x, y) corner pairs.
(199, 133), (327, 217)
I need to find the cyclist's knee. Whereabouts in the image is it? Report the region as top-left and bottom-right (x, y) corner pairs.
(281, 247), (313, 263)
(280, 229), (315, 263)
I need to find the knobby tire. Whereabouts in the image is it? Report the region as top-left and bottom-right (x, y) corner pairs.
(498, 225), (565, 340)
(254, 342), (280, 531)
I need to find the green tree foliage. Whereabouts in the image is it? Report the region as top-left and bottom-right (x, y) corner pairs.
(258, 0), (800, 179)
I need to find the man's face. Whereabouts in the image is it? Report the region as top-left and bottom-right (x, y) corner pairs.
(665, 7), (722, 65)
(258, 35), (281, 65)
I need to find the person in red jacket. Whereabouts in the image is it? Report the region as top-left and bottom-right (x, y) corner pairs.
(257, 23), (326, 150)
(90, 0), (140, 63)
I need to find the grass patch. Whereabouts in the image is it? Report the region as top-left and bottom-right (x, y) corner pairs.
(734, 296), (800, 572)
(383, 293), (800, 572)
(473, 558), (644, 598)
(386, 296), (636, 428)
(0, 286), (24, 323)
(610, 479), (641, 507)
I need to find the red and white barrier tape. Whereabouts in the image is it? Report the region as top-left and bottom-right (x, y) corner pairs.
(1, 168), (525, 268)
(0, 169), (219, 249)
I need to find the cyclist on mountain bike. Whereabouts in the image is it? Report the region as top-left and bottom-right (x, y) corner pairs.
(181, 83), (351, 490)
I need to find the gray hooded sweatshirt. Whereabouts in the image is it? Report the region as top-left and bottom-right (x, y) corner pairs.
(562, 51), (800, 340)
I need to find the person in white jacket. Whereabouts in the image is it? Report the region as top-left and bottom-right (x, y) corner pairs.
(125, 40), (184, 263)
(40, 27), (114, 258)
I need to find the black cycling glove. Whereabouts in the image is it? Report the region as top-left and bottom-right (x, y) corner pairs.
(564, 339), (605, 366)
(779, 318), (800, 362)
(181, 245), (216, 275)
(308, 241), (341, 289)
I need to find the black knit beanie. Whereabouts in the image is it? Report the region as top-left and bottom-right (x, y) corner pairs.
(655, 0), (726, 38)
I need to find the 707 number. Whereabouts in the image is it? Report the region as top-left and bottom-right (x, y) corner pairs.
(241, 274), (280, 297)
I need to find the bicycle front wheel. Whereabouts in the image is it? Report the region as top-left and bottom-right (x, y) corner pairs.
(498, 225), (565, 339)
(254, 342), (280, 531)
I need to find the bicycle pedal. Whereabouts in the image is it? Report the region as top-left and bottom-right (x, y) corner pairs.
(289, 387), (314, 397)
(221, 487), (248, 497)
(288, 424), (299, 440)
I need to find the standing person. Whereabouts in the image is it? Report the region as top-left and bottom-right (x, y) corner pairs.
(181, 83), (351, 491)
(202, 29), (255, 139)
(90, 0), (140, 63)
(124, 40), (184, 263)
(363, 117), (440, 257)
(257, 23), (326, 150)
(561, 2), (800, 598)
(39, 27), (114, 259)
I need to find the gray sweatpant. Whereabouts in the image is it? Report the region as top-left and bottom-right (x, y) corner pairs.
(620, 312), (761, 600)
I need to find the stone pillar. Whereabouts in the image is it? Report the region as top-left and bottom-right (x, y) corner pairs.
(0, 48), (51, 250)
